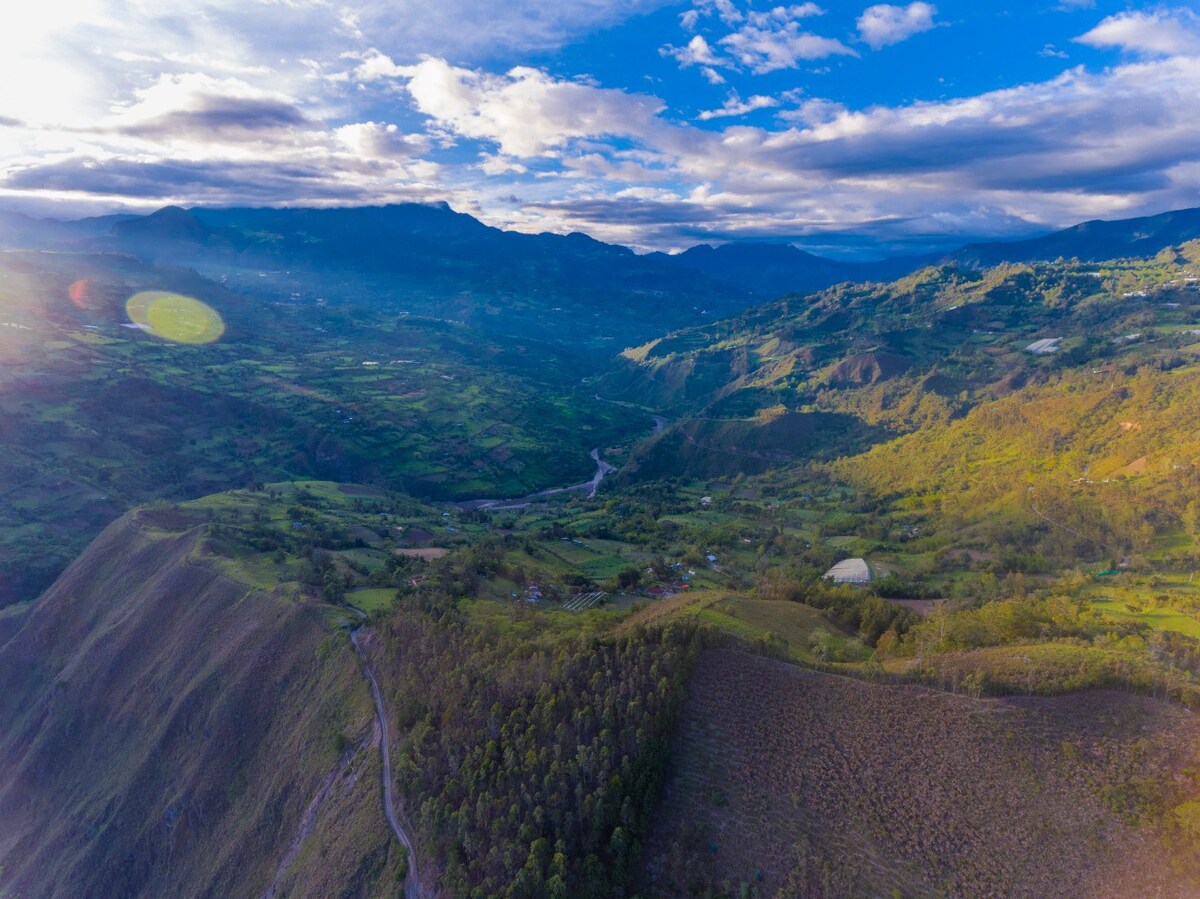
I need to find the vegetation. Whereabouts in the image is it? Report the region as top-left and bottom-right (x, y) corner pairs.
(377, 598), (700, 898)
(9, 215), (1200, 896)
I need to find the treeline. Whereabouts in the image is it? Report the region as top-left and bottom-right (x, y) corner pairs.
(377, 598), (702, 898)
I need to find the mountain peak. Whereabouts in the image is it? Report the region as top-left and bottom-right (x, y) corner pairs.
(112, 205), (211, 242)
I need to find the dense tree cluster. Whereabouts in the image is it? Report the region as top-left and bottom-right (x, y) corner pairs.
(377, 601), (701, 898)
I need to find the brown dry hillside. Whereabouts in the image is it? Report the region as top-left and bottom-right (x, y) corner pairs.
(0, 510), (400, 899)
(641, 648), (1200, 899)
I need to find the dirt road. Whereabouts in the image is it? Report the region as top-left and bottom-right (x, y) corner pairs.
(350, 625), (423, 899)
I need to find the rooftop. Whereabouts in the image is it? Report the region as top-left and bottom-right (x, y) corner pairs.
(824, 558), (872, 585)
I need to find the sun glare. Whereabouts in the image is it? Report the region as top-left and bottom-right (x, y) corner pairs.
(125, 291), (224, 344)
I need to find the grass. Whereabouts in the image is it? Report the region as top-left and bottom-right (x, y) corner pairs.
(710, 596), (870, 662)
(346, 588), (397, 613)
(1092, 598), (1200, 638)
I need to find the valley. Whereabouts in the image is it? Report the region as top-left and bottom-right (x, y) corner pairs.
(3, 203), (1200, 898)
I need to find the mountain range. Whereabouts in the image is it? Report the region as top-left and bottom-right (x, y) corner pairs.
(4, 199), (1200, 897)
(5, 202), (1200, 316)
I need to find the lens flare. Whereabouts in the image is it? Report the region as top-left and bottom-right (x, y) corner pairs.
(68, 279), (92, 309)
(125, 292), (225, 345)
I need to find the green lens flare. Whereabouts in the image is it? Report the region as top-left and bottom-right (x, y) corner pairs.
(125, 292), (225, 344)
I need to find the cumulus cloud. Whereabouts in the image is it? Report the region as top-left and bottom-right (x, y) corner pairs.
(3, 0), (1200, 258)
(856, 3), (938, 50)
(1076, 8), (1200, 57)
(486, 52), (1200, 251)
(400, 58), (665, 157)
(113, 74), (311, 140)
(335, 121), (430, 159)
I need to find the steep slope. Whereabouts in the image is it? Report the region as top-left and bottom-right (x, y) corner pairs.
(0, 247), (637, 605)
(642, 648), (1200, 898)
(0, 507), (401, 898)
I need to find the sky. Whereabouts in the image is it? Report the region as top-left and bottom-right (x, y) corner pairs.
(1, 0), (1200, 257)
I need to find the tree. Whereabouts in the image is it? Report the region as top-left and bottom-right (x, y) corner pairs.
(617, 567), (642, 590)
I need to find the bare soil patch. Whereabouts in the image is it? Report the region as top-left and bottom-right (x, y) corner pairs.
(393, 547), (448, 560)
(640, 648), (1200, 899)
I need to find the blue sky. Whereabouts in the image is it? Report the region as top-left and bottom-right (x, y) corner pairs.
(1, 1), (1199, 257)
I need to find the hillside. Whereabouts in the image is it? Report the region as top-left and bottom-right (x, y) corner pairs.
(3, 204), (754, 344)
(5, 207), (1200, 898)
(609, 243), (1200, 486)
(642, 648), (1200, 898)
(0, 247), (642, 604)
(0, 507), (402, 898)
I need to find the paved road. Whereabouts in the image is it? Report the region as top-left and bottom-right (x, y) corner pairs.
(350, 625), (423, 899)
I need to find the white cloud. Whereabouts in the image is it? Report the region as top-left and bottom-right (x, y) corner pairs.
(697, 93), (779, 120)
(660, 34), (726, 68)
(694, 0), (746, 26)
(504, 53), (1200, 250)
(400, 58), (665, 157)
(335, 121), (429, 158)
(478, 153), (528, 175)
(348, 48), (412, 82)
(719, 7), (857, 74)
(856, 3), (938, 50)
(664, 2), (852, 75)
(777, 97), (847, 126)
(1076, 8), (1200, 57)
(4, 0), (1200, 257)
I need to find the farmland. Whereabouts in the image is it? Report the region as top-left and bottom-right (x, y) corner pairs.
(0, 250), (642, 603)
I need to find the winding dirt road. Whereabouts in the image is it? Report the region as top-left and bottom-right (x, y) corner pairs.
(350, 625), (423, 899)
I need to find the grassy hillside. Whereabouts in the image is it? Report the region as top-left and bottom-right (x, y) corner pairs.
(9, 220), (1200, 898)
(0, 508), (399, 899)
(607, 244), (1200, 482)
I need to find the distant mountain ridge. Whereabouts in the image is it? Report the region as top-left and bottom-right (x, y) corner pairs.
(5, 203), (1200, 313)
(945, 206), (1200, 268)
(649, 241), (926, 298)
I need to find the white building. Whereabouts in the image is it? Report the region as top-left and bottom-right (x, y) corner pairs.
(1025, 337), (1062, 355)
(824, 558), (872, 586)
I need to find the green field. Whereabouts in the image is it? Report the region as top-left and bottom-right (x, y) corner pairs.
(346, 588), (398, 613)
(1092, 598), (1200, 638)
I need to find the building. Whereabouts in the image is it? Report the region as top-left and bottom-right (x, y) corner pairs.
(823, 558), (872, 586)
(1025, 337), (1062, 355)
